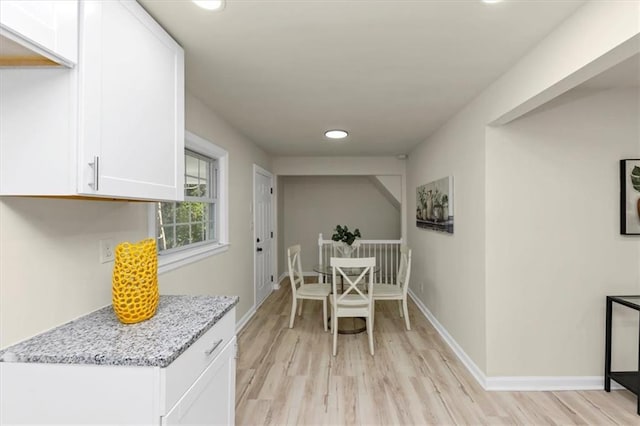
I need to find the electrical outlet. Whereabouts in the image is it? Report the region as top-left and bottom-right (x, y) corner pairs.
(100, 239), (115, 263)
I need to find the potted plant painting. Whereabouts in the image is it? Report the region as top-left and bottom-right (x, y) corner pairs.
(417, 187), (427, 220)
(432, 189), (444, 221)
(633, 165), (640, 218)
(331, 225), (362, 257)
(441, 194), (449, 221)
(432, 191), (449, 222)
(620, 160), (640, 234)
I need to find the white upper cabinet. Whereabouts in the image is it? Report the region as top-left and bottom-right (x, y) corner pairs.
(0, 0), (78, 66)
(77, 0), (184, 200)
(0, 0), (185, 202)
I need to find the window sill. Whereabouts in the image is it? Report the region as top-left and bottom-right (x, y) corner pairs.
(158, 242), (230, 275)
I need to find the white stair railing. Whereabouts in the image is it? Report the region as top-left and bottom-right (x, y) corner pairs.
(318, 233), (403, 284)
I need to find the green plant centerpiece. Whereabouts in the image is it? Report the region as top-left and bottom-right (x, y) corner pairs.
(331, 225), (361, 246)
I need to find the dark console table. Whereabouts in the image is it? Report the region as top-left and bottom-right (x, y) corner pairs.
(604, 295), (640, 415)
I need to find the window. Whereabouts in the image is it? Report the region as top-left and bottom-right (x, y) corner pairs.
(150, 131), (228, 273)
(156, 149), (217, 251)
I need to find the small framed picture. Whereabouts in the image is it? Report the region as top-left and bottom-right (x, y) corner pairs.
(620, 159), (640, 235)
(416, 176), (454, 234)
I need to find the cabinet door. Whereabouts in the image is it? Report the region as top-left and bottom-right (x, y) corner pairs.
(0, 0), (77, 66)
(163, 337), (237, 426)
(78, 0), (184, 201)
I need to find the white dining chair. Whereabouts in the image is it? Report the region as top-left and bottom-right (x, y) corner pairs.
(372, 245), (412, 330)
(330, 256), (376, 356)
(287, 244), (331, 331)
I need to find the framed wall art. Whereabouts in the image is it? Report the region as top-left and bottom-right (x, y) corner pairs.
(620, 159), (640, 235)
(416, 176), (453, 234)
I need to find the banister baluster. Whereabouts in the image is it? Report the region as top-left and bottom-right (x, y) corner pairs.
(316, 233), (402, 285)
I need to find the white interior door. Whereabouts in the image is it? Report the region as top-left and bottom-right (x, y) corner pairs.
(254, 166), (273, 307)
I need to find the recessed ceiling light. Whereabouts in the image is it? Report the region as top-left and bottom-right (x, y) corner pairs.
(324, 130), (348, 139)
(482, 0), (503, 3)
(193, 0), (225, 11)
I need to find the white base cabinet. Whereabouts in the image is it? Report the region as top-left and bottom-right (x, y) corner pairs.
(0, 0), (184, 202)
(163, 337), (236, 425)
(0, 308), (237, 425)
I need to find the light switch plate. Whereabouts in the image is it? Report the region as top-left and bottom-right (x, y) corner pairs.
(100, 239), (115, 263)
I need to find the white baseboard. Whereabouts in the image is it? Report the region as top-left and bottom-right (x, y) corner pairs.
(408, 289), (487, 388)
(485, 376), (623, 391)
(407, 289), (623, 392)
(235, 306), (257, 334)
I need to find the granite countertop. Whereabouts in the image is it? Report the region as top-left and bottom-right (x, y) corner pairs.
(0, 295), (238, 368)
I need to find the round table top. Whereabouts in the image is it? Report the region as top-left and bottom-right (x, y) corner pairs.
(313, 264), (380, 276)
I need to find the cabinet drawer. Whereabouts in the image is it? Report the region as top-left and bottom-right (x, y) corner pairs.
(162, 307), (235, 413)
(163, 336), (236, 425)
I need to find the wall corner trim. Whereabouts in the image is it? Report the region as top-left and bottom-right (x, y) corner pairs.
(407, 290), (624, 392)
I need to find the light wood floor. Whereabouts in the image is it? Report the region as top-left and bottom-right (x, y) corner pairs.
(236, 283), (637, 425)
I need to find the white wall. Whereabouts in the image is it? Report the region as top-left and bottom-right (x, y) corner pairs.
(0, 92), (271, 348)
(158, 94), (271, 323)
(486, 87), (640, 376)
(374, 175), (402, 206)
(0, 198), (148, 347)
(277, 177), (285, 279)
(488, 0), (640, 124)
(273, 156), (405, 176)
(406, 0), (640, 381)
(274, 155), (407, 261)
(375, 176), (402, 201)
(280, 175), (401, 276)
(407, 99), (489, 372)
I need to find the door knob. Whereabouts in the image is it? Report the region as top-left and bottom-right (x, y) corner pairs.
(257, 247), (263, 252)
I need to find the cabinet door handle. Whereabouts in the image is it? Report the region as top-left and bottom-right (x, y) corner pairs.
(89, 156), (100, 191)
(204, 339), (223, 356)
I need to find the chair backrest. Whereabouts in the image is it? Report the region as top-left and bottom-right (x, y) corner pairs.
(397, 245), (412, 295)
(330, 256), (376, 305)
(287, 244), (304, 294)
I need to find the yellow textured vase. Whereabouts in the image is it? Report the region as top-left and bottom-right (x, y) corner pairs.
(112, 238), (159, 324)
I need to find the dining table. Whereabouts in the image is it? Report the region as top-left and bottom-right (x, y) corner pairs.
(312, 263), (380, 292)
(312, 263), (379, 335)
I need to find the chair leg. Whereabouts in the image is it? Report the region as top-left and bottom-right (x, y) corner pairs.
(332, 315), (338, 356)
(371, 301), (375, 331)
(398, 300), (403, 317)
(322, 298), (328, 332)
(289, 298), (297, 329)
(298, 299), (303, 316)
(403, 299), (411, 331)
(367, 316), (374, 356)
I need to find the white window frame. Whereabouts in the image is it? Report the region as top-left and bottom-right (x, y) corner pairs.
(148, 131), (229, 274)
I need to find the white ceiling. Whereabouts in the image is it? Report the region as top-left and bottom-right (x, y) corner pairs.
(139, 0), (586, 157)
